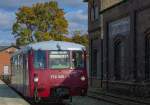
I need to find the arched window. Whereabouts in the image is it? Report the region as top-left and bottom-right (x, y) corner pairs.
(90, 0), (99, 21)
(92, 49), (97, 77)
(95, 5), (99, 20)
(145, 35), (150, 80)
(114, 40), (124, 80)
(90, 8), (94, 21)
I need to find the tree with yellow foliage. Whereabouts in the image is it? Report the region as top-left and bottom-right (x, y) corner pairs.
(71, 31), (89, 47)
(13, 1), (68, 46)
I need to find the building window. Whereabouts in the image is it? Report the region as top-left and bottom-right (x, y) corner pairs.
(114, 40), (124, 80)
(95, 6), (99, 20)
(92, 49), (97, 77)
(34, 50), (46, 69)
(145, 36), (150, 80)
(109, 17), (130, 37)
(3, 66), (9, 75)
(90, 8), (94, 21)
(90, 1), (99, 22)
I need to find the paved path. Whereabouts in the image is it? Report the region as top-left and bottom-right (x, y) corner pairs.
(0, 80), (30, 105)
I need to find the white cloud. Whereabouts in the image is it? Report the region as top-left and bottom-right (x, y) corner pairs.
(0, 0), (50, 10)
(65, 10), (87, 23)
(56, 0), (87, 9)
(0, 10), (15, 31)
(65, 9), (88, 34)
(69, 22), (87, 31)
(0, 0), (87, 10)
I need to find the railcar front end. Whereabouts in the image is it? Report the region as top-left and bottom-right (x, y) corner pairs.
(30, 50), (88, 100)
(10, 41), (88, 102)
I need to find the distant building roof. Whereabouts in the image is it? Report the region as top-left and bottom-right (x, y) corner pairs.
(0, 46), (9, 51)
(0, 45), (19, 52)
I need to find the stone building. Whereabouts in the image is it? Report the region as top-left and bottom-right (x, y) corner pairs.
(84, 0), (150, 96)
(84, 0), (102, 88)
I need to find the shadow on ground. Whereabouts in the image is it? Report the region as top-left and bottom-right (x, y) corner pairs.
(0, 84), (20, 98)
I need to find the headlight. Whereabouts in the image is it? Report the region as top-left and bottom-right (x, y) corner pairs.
(80, 76), (86, 81)
(34, 77), (39, 82)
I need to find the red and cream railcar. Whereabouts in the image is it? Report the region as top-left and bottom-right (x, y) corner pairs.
(10, 41), (88, 101)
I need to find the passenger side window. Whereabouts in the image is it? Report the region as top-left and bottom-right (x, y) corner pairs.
(34, 50), (46, 69)
(72, 51), (84, 69)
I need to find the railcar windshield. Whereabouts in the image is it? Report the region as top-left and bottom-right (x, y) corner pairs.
(33, 50), (85, 70)
(34, 50), (46, 69)
(72, 51), (84, 69)
(49, 51), (70, 69)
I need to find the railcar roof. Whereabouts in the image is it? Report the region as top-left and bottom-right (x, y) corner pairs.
(27, 41), (85, 50)
(12, 41), (85, 56)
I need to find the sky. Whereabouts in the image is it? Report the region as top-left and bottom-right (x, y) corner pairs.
(0, 0), (88, 44)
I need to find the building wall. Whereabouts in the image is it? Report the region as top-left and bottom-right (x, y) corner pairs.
(0, 47), (17, 78)
(136, 3), (150, 81)
(102, 0), (150, 96)
(88, 0), (102, 88)
(87, 0), (123, 88)
(86, 0), (150, 96)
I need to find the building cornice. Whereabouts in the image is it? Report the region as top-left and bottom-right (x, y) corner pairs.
(100, 0), (128, 14)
